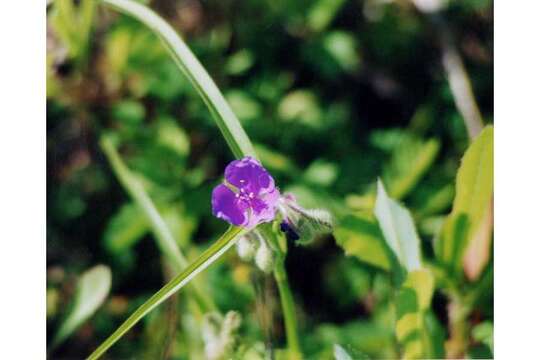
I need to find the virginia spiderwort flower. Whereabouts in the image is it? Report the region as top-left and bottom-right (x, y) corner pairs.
(212, 156), (280, 229)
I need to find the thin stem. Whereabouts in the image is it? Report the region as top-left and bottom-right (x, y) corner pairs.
(101, 135), (215, 312)
(87, 226), (244, 360)
(99, 0), (256, 159)
(274, 257), (302, 360)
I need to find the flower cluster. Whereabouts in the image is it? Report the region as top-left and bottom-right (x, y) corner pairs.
(212, 156), (333, 269)
(212, 157), (280, 229)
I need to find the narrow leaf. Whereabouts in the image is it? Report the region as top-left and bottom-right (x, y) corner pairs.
(52, 265), (112, 348)
(334, 344), (354, 360)
(99, 0), (256, 159)
(374, 180), (422, 272)
(87, 226), (245, 360)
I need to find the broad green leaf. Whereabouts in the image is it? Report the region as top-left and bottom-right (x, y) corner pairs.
(52, 265), (112, 348)
(100, 0), (256, 159)
(395, 268), (439, 359)
(472, 321), (493, 353)
(303, 160), (339, 187)
(103, 202), (149, 254)
(383, 137), (440, 200)
(87, 226), (245, 360)
(334, 344), (353, 360)
(322, 32), (360, 73)
(307, 0), (347, 32)
(374, 180), (422, 272)
(334, 214), (391, 271)
(254, 143), (300, 176)
(155, 117), (190, 158)
(436, 126), (493, 276)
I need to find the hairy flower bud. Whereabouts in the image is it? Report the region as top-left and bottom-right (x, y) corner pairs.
(255, 237), (274, 273)
(235, 234), (258, 261)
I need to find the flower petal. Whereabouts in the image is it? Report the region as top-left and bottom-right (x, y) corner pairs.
(225, 156), (275, 194)
(211, 184), (248, 226)
(245, 188), (280, 228)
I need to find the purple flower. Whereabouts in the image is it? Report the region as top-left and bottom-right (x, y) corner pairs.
(212, 157), (280, 229)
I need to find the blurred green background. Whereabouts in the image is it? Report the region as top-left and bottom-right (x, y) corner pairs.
(47, 0), (493, 359)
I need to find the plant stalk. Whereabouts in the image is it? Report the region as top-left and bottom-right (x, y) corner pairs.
(274, 257), (302, 360)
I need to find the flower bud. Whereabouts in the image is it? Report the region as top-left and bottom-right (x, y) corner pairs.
(255, 240), (274, 274)
(235, 234), (258, 261)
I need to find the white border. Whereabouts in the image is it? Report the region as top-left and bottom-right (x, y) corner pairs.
(495, 0), (540, 358)
(0, 1), (46, 358)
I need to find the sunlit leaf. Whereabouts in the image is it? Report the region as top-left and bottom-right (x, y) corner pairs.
(52, 265), (112, 348)
(383, 136), (440, 200)
(374, 180), (422, 272)
(435, 126), (493, 277)
(334, 214), (391, 271)
(395, 268), (442, 359)
(334, 344), (353, 360)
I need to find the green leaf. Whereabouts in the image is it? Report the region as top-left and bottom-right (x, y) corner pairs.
(100, 0), (256, 159)
(303, 160), (339, 187)
(155, 117), (190, 158)
(334, 344), (353, 360)
(52, 265), (112, 348)
(395, 269), (439, 359)
(307, 0), (347, 32)
(103, 202), (149, 254)
(334, 213), (391, 271)
(472, 321), (493, 354)
(87, 226), (245, 360)
(383, 136), (440, 200)
(435, 126), (493, 276)
(374, 180), (422, 272)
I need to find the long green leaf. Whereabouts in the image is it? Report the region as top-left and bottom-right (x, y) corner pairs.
(101, 135), (216, 312)
(374, 180), (422, 273)
(99, 0), (256, 159)
(101, 135), (188, 269)
(87, 226), (245, 360)
(435, 126), (493, 275)
(52, 265), (112, 349)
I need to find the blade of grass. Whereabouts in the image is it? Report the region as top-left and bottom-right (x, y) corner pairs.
(87, 226), (245, 360)
(100, 0), (256, 159)
(101, 135), (214, 312)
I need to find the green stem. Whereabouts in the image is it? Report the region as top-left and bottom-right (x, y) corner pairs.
(87, 226), (245, 360)
(101, 135), (215, 312)
(99, 0), (256, 159)
(274, 257), (302, 360)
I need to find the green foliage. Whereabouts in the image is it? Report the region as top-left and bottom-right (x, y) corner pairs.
(395, 269), (443, 359)
(435, 126), (494, 276)
(52, 265), (112, 348)
(374, 180), (422, 274)
(334, 213), (391, 271)
(47, 0), (493, 358)
(50, 0), (95, 63)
